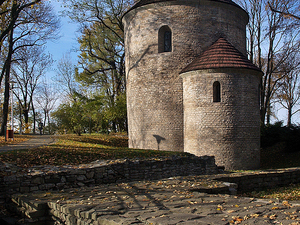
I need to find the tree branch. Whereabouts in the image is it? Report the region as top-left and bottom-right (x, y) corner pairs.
(268, 1), (300, 21)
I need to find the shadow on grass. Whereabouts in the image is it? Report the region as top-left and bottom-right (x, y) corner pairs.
(58, 134), (128, 147)
(0, 141), (189, 168)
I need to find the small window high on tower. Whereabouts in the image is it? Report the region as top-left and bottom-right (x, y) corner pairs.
(213, 81), (221, 102)
(158, 26), (172, 53)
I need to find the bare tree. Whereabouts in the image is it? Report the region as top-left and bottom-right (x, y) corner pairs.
(237, 0), (264, 66)
(236, 0), (300, 125)
(36, 81), (59, 134)
(275, 53), (300, 127)
(0, 0), (42, 53)
(12, 45), (53, 133)
(268, 1), (300, 21)
(0, 0), (60, 135)
(54, 53), (78, 102)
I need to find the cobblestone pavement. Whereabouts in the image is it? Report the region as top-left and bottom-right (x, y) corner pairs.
(0, 135), (55, 152)
(13, 176), (300, 225)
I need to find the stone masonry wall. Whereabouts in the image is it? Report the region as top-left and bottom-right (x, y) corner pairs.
(0, 155), (218, 202)
(214, 168), (300, 193)
(123, 0), (248, 152)
(181, 68), (261, 170)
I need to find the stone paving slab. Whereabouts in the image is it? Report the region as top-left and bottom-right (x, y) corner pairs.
(11, 176), (300, 225)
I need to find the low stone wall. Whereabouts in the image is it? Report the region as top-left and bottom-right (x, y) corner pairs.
(9, 167), (300, 225)
(3, 154), (300, 204)
(214, 168), (300, 193)
(0, 155), (218, 202)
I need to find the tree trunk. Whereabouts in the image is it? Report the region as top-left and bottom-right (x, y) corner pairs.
(1, 70), (10, 136)
(32, 101), (36, 134)
(47, 111), (51, 134)
(19, 102), (22, 134)
(0, 28), (14, 136)
(23, 109), (30, 133)
(287, 104), (292, 127)
(43, 110), (47, 134)
(112, 121), (116, 133)
(266, 104), (271, 126)
(89, 117), (92, 134)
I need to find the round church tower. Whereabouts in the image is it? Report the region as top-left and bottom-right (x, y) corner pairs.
(180, 37), (262, 170)
(123, 0), (249, 152)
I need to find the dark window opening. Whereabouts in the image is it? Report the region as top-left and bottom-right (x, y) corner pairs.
(213, 81), (221, 102)
(158, 26), (172, 53)
(164, 31), (172, 52)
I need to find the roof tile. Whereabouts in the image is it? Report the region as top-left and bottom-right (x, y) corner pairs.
(180, 37), (261, 74)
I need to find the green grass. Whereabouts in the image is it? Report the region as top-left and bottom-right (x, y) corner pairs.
(1, 134), (300, 201)
(0, 133), (189, 168)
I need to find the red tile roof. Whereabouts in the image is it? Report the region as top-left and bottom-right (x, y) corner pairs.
(180, 37), (261, 74)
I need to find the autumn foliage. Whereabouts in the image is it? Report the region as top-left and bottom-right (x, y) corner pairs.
(0, 134), (188, 168)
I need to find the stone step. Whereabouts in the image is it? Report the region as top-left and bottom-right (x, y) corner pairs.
(9, 194), (53, 224)
(12, 195), (49, 211)
(6, 178), (235, 224)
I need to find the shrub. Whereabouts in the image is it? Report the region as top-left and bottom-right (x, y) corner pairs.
(261, 122), (300, 153)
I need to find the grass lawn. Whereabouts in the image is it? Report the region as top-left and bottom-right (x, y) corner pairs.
(0, 133), (189, 168)
(1, 134), (300, 201)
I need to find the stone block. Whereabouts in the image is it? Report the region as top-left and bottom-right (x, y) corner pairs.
(30, 186), (39, 192)
(39, 183), (55, 190)
(76, 175), (86, 181)
(70, 169), (86, 175)
(4, 176), (17, 182)
(86, 171), (95, 179)
(45, 177), (60, 184)
(31, 177), (44, 184)
(20, 187), (30, 193)
(66, 214), (77, 225)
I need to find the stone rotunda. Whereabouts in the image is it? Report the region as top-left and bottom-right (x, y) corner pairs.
(122, 0), (263, 170)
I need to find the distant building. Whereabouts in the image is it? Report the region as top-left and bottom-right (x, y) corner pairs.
(122, 0), (263, 170)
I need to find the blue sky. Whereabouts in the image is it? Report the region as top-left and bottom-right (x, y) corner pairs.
(43, 1), (299, 125)
(44, 1), (79, 81)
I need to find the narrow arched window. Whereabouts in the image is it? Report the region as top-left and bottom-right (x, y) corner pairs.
(213, 81), (221, 102)
(158, 25), (172, 53)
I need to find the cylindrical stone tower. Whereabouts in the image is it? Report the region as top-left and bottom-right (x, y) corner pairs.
(123, 0), (249, 152)
(180, 37), (262, 170)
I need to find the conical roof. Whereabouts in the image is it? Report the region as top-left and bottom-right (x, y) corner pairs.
(180, 37), (261, 74)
